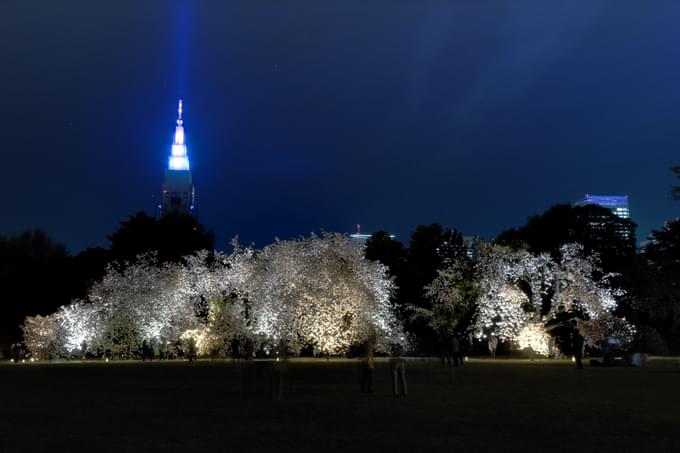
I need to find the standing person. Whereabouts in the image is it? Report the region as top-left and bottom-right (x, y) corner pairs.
(488, 335), (499, 357)
(360, 333), (376, 393)
(187, 338), (197, 363)
(439, 335), (451, 368)
(451, 335), (462, 367)
(389, 344), (407, 397)
(572, 331), (585, 369)
(270, 340), (288, 400)
(231, 338), (241, 362)
(10, 343), (19, 363)
(244, 338), (254, 360)
(16, 342), (25, 362)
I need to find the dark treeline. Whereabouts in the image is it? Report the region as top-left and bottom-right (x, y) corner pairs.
(0, 212), (214, 355)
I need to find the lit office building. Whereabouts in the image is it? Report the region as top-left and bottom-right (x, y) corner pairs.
(577, 194), (630, 219)
(576, 194), (632, 240)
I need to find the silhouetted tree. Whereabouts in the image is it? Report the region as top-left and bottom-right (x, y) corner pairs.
(671, 166), (680, 200)
(364, 231), (405, 277)
(406, 224), (446, 293)
(364, 225), (471, 352)
(637, 219), (680, 351)
(108, 212), (215, 264)
(646, 219), (680, 276)
(108, 211), (157, 260)
(0, 230), (72, 349)
(70, 247), (112, 299)
(397, 225), (469, 351)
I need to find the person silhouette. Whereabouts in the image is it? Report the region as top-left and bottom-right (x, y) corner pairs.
(572, 331), (585, 369)
(360, 333), (376, 393)
(389, 344), (407, 397)
(451, 335), (463, 367)
(488, 335), (499, 357)
(187, 338), (197, 363)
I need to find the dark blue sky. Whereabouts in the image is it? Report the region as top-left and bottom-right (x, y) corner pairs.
(2, 1), (679, 253)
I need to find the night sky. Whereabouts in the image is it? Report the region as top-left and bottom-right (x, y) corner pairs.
(2, 1), (679, 253)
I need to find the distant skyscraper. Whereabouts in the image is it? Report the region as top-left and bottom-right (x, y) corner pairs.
(577, 194), (630, 219)
(160, 100), (196, 217)
(349, 224), (395, 243)
(576, 194), (632, 240)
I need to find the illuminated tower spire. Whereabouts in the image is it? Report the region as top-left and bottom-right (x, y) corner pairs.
(168, 99), (190, 171)
(160, 99), (196, 217)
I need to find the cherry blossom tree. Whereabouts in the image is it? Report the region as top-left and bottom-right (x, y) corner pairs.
(428, 243), (633, 356)
(243, 233), (402, 354)
(22, 314), (62, 359)
(471, 245), (552, 342)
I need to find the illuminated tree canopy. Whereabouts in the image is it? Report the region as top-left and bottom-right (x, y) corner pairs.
(243, 234), (402, 353)
(23, 234), (403, 359)
(428, 243), (634, 355)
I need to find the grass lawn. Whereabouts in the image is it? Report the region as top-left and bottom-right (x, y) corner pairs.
(0, 357), (678, 452)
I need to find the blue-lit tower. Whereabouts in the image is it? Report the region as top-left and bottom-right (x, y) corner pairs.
(160, 100), (196, 217)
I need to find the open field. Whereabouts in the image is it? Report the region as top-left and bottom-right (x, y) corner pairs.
(1, 358), (679, 453)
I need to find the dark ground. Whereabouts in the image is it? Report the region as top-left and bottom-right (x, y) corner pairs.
(0, 358), (678, 453)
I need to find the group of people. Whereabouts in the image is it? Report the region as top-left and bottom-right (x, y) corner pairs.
(9, 342), (26, 362)
(139, 339), (194, 362)
(360, 342), (408, 397)
(442, 335), (466, 367)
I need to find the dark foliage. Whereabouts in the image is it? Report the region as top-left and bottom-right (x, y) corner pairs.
(495, 203), (636, 274)
(0, 230), (72, 348)
(672, 166), (680, 200)
(108, 211), (215, 264)
(364, 231), (405, 277)
(69, 247), (113, 299)
(634, 219), (680, 351)
(365, 224), (469, 352)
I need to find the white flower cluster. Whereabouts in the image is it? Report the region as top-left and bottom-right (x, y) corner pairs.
(516, 322), (553, 356)
(577, 315), (636, 348)
(22, 234), (404, 359)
